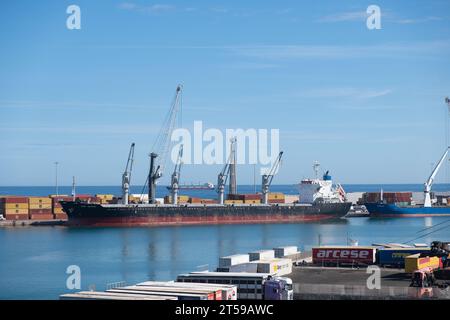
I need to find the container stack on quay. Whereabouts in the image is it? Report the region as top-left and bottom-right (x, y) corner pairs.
(28, 197), (53, 220)
(51, 195), (73, 220)
(249, 249), (276, 261)
(360, 192), (412, 206)
(0, 196), (29, 220)
(216, 247), (297, 276)
(404, 254), (442, 273)
(377, 247), (431, 268)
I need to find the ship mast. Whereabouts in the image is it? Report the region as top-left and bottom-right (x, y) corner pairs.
(228, 137), (237, 195)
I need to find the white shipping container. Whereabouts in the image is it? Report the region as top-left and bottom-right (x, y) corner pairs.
(254, 258), (292, 276)
(273, 246), (298, 258)
(249, 250), (275, 261)
(219, 254), (250, 267)
(228, 263), (258, 273)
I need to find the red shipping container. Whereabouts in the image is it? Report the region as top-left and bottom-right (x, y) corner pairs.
(269, 199), (284, 203)
(54, 213), (68, 220)
(5, 214), (29, 220)
(242, 194), (261, 200)
(312, 247), (376, 264)
(29, 214), (54, 220)
(29, 209), (52, 215)
(0, 197), (29, 204)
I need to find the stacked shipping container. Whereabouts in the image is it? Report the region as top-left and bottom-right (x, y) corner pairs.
(362, 192), (412, 205)
(29, 197), (53, 220)
(0, 197), (29, 220)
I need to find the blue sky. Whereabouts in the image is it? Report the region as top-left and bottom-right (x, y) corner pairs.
(1, 0), (450, 186)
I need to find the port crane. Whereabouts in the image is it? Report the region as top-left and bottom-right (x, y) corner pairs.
(217, 139), (237, 204)
(148, 85), (183, 204)
(424, 147), (449, 207)
(170, 144), (183, 205)
(261, 151), (283, 205)
(122, 143), (135, 205)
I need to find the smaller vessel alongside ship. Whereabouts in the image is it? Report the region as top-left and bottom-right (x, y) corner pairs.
(365, 147), (450, 217)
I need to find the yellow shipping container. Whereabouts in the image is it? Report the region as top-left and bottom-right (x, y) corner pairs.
(405, 254), (441, 273)
(5, 208), (29, 215)
(96, 194), (114, 200)
(268, 193), (285, 200)
(53, 207), (65, 214)
(29, 197), (52, 205)
(244, 200), (261, 204)
(224, 200), (244, 204)
(29, 204), (52, 210)
(5, 203), (29, 209)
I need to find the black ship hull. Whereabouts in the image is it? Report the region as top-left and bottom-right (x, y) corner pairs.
(60, 201), (351, 227)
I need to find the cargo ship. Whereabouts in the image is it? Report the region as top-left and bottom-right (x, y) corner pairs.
(60, 170), (351, 227)
(60, 86), (351, 226)
(365, 147), (450, 217)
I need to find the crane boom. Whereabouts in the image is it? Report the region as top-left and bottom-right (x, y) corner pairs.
(122, 143), (135, 204)
(261, 151), (283, 204)
(424, 147), (449, 207)
(148, 85), (182, 204)
(217, 140), (235, 204)
(170, 145), (183, 205)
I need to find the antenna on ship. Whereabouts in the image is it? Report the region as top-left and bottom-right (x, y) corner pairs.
(229, 137), (237, 195)
(71, 176), (76, 201)
(313, 161), (320, 180)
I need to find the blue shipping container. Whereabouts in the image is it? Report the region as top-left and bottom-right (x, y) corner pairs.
(377, 248), (431, 267)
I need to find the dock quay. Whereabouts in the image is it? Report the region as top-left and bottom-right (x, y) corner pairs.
(60, 242), (450, 300)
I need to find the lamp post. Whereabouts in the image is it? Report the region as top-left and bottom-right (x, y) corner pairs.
(55, 162), (59, 196)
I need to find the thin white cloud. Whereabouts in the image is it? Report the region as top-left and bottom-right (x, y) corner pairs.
(231, 41), (450, 60)
(295, 88), (392, 99)
(396, 16), (443, 24)
(318, 11), (367, 23)
(118, 2), (175, 14)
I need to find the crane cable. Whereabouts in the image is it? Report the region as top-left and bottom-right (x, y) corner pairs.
(402, 222), (450, 244)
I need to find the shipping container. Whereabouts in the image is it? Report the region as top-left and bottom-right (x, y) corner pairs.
(312, 246), (377, 265)
(404, 254), (441, 273)
(4, 203), (29, 210)
(220, 262), (258, 273)
(60, 291), (176, 300)
(137, 281), (238, 300)
(219, 254), (250, 267)
(377, 247), (431, 267)
(252, 258), (292, 276)
(5, 213), (29, 220)
(54, 213), (68, 220)
(224, 200), (244, 204)
(244, 199), (261, 204)
(29, 209), (52, 215)
(268, 193), (285, 200)
(29, 197), (52, 205)
(249, 250), (275, 261)
(109, 285), (215, 300)
(29, 204), (52, 210)
(274, 246), (299, 258)
(29, 214), (54, 220)
(4, 208), (29, 215)
(0, 197), (29, 204)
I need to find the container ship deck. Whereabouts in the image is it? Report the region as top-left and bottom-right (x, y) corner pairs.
(60, 201), (351, 227)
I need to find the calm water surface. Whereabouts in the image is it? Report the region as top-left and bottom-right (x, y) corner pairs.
(0, 185), (449, 299)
